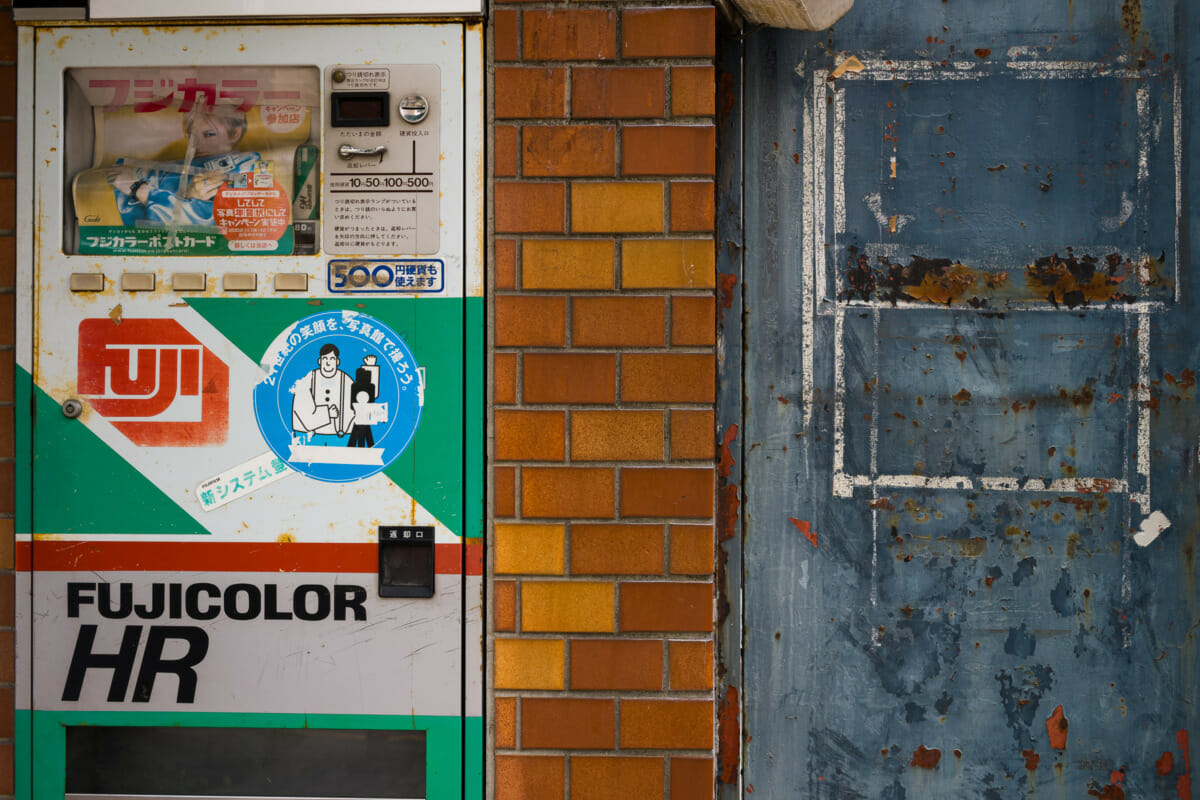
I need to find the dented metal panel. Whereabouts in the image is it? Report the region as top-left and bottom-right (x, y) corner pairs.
(734, 0), (1197, 796)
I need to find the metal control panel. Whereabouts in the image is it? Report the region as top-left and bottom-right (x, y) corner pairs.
(325, 65), (441, 255)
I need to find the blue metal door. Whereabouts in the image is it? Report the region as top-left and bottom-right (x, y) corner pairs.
(727, 0), (1197, 796)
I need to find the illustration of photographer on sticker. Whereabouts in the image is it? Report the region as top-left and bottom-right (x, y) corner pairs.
(254, 310), (425, 483)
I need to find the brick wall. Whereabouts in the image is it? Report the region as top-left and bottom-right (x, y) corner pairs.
(0, 2), (15, 797)
(489, 1), (718, 798)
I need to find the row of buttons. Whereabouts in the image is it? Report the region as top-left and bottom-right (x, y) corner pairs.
(69, 272), (310, 293)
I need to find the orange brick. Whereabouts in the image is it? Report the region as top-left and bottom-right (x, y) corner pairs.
(669, 639), (713, 690)
(570, 638), (662, 690)
(0, 67), (15, 117)
(495, 755), (564, 800)
(671, 295), (715, 346)
(621, 467), (713, 518)
(523, 698), (615, 749)
(522, 467), (615, 518)
(524, 353), (616, 404)
(495, 295), (567, 347)
(0, 573), (11, 625)
(621, 8), (715, 58)
(0, 630), (12, 682)
(493, 9), (520, 61)
(522, 581), (615, 632)
(571, 182), (663, 234)
(670, 757), (714, 797)
(0, 462), (13, 515)
(622, 239), (715, 289)
(0, 10), (14, 61)
(623, 126), (715, 176)
(670, 181), (715, 232)
(495, 182), (565, 233)
(570, 410), (663, 462)
(622, 354), (714, 403)
(670, 409), (714, 460)
(571, 756), (664, 800)
(494, 522), (566, 574)
(494, 580), (517, 631)
(0, 687), (11, 740)
(495, 67), (567, 118)
(669, 524), (713, 575)
(494, 126), (520, 178)
(494, 353), (518, 404)
(0, 743), (12, 794)
(572, 297), (664, 347)
(571, 523), (663, 575)
(0, 520), (13, 570)
(620, 582), (712, 632)
(0, 178), (14, 228)
(494, 466), (517, 517)
(523, 125), (615, 177)
(495, 696), (517, 748)
(671, 66), (716, 117)
(621, 700), (712, 750)
(523, 239), (614, 290)
(495, 410), (566, 462)
(572, 67), (665, 119)
(0, 406), (12, 458)
(495, 237), (517, 289)
(0, 353), (12, 403)
(523, 10), (615, 61)
(495, 638), (566, 689)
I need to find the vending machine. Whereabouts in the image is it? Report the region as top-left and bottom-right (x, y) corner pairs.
(12, 2), (483, 798)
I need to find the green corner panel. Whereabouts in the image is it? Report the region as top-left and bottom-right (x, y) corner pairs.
(187, 297), (467, 537)
(16, 367), (31, 536)
(19, 710), (472, 800)
(26, 368), (211, 536)
(464, 296), (484, 541)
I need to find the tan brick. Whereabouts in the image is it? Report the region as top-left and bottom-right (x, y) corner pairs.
(671, 66), (716, 117)
(494, 522), (566, 574)
(671, 295), (715, 346)
(623, 126), (715, 176)
(494, 126), (520, 177)
(572, 67), (665, 119)
(620, 582), (712, 632)
(670, 409), (714, 460)
(495, 638), (566, 689)
(620, 700), (712, 749)
(522, 467), (615, 519)
(494, 580), (517, 631)
(523, 125), (615, 177)
(571, 523), (664, 575)
(570, 638), (662, 690)
(670, 757), (714, 798)
(621, 467), (713, 518)
(495, 237), (517, 289)
(571, 182), (663, 234)
(570, 410), (663, 462)
(495, 182), (565, 233)
(495, 756), (564, 800)
(495, 410), (566, 462)
(522, 581), (615, 632)
(523, 698), (615, 749)
(495, 295), (567, 347)
(669, 639), (713, 690)
(495, 696), (517, 748)
(622, 354), (714, 403)
(494, 353), (518, 404)
(669, 524), (713, 576)
(571, 756), (664, 800)
(524, 353), (616, 404)
(495, 67), (567, 118)
(621, 8), (715, 58)
(523, 10), (616, 61)
(572, 296), (664, 347)
(670, 181), (715, 233)
(493, 9), (520, 61)
(523, 239), (614, 290)
(622, 239), (714, 289)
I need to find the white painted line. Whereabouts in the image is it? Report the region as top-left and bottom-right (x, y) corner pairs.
(836, 473), (1130, 495)
(1136, 312), (1151, 513)
(833, 305), (846, 478)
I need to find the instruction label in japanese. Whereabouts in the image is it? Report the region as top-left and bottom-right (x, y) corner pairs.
(196, 451), (293, 511)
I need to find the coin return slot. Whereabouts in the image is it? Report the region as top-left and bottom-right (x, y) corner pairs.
(172, 273), (207, 292)
(69, 273), (104, 292)
(121, 272), (155, 292)
(223, 273), (257, 292)
(275, 273), (309, 292)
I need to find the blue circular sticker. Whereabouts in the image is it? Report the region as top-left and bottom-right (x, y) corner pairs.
(253, 310), (423, 483)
